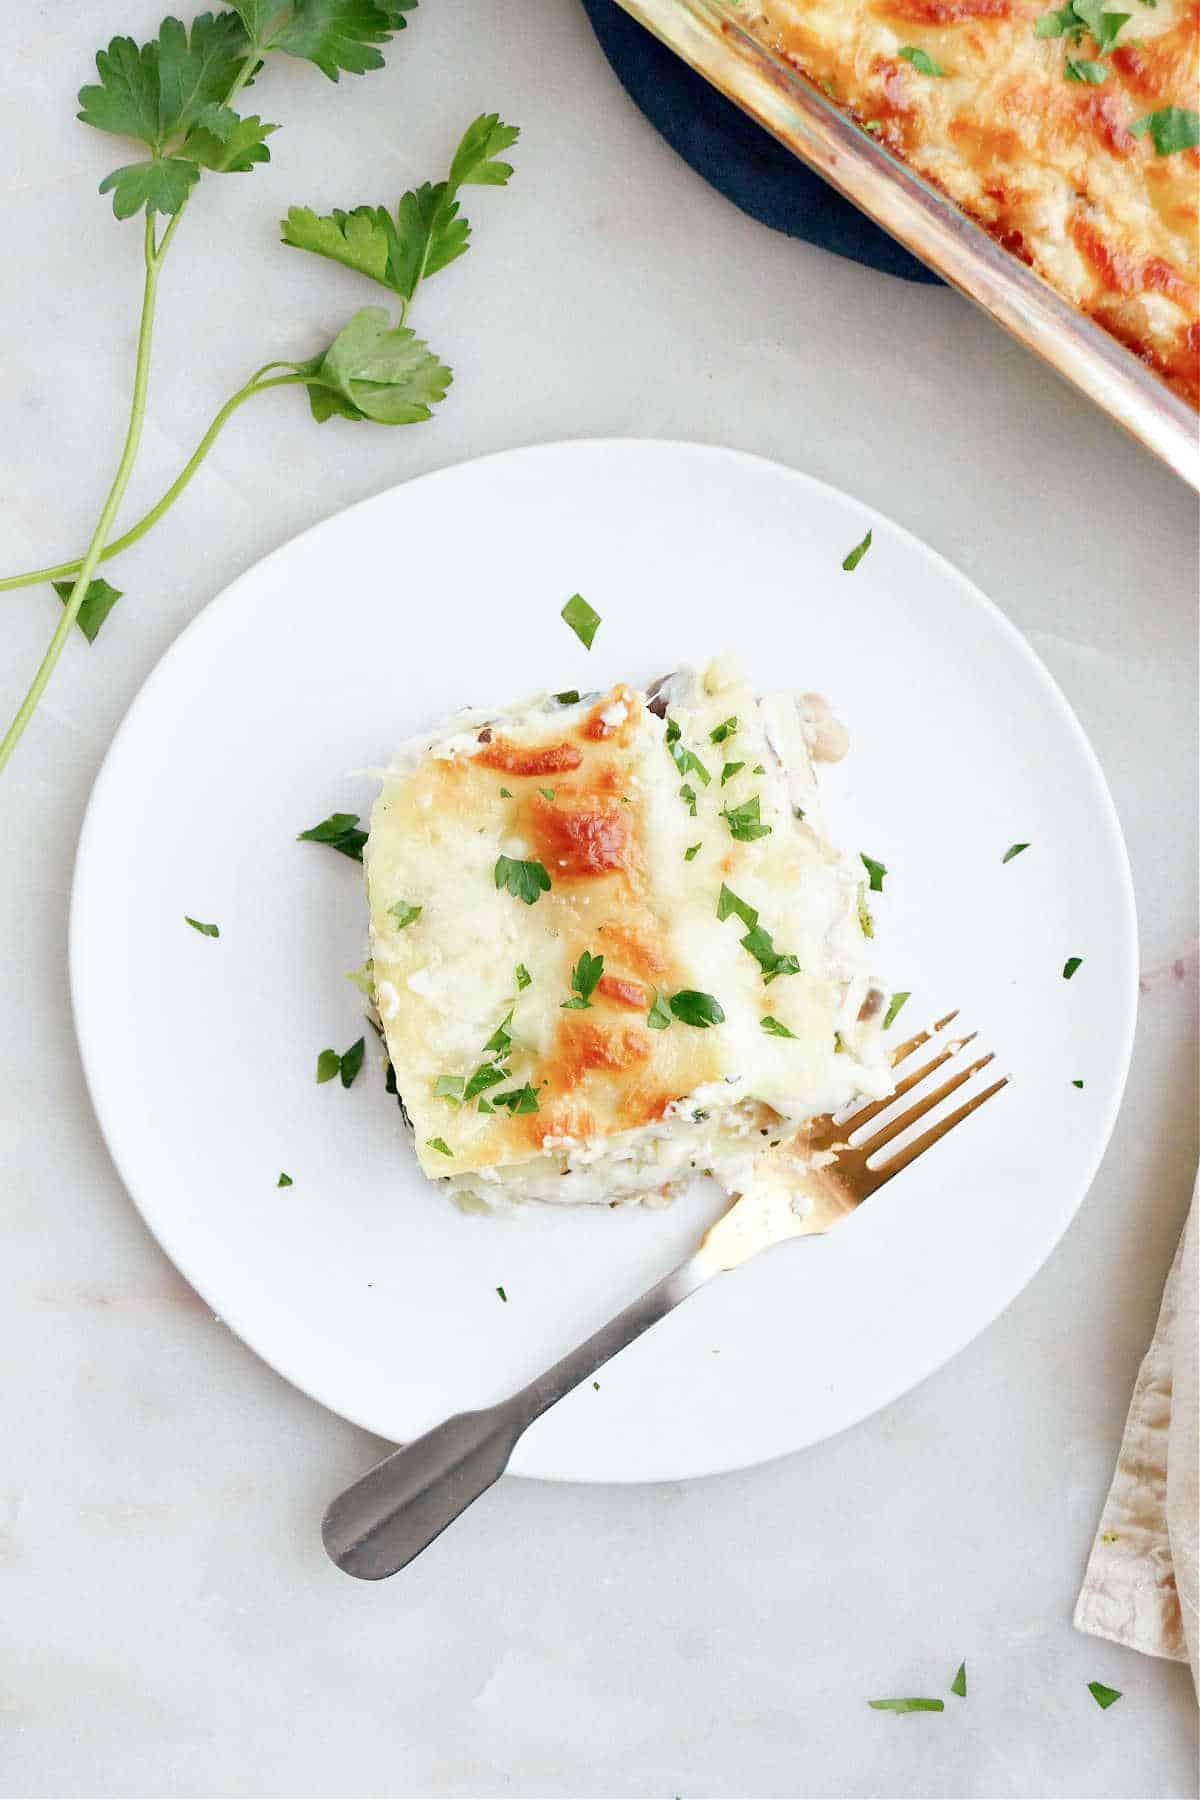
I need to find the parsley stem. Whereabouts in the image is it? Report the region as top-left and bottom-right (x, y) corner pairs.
(0, 214), (162, 777)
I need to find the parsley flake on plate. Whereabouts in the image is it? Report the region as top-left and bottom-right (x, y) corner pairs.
(53, 576), (123, 644)
(1073, 1078), (1085, 1088)
(842, 528), (873, 571)
(562, 950), (604, 1010)
(721, 761), (745, 787)
(647, 991), (673, 1030)
(1063, 956), (1083, 979)
(554, 689), (580, 705)
(1088, 1681), (1121, 1709)
(496, 1285), (507, 1302)
(721, 795), (772, 842)
(951, 1662), (967, 1698)
(670, 990), (725, 1029)
(884, 991), (911, 1029)
(184, 915), (219, 937)
(899, 45), (947, 74)
(709, 716), (738, 744)
(499, 786), (513, 798)
(515, 963), (532, 990)
(427, 1137), (453, 1158)
(1131, 105), (1200, 154)
(277, 1172), (293, 1187)
(317, 1038), (364, 1087)
(561, 592), (600, 649)
(868, 1698), (944, 1713)
(494, 855), (551, 905)
(388, 899), (422, 929)
(861, 853), (887, 892)
(1002, 843), (1030, 864)
(298, 811), (367, 861)
(760, 1015), (797, 1038)
(316, 1048), (341, 1084)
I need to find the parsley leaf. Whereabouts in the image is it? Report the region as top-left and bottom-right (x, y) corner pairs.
(231, 0), (415, 82)
(665, 718), (712, 786)
(562, 950), (604, 1010)
(554, 689), (580, 705)
(1130, 106), (1200, 153)
(339, 1035), (365, 1087)
(297, 307), (452, 426)
(492, 1082), (540, 1114)
(861, 853), (887, 892)
(482, 1012), (514, 1057)
(427, 1136), (453, 1157)
(539, 787), (555, 802)
(298, 810), (368, 860)
(1073, 1078), (1085, 1088)
(858, 884), (875, 939)
(99, 157), (200, 220)
(721, 795), (772, 841)
(899, 46), (947, 74)
(760, 1015), (797, 1038)
(561, 592), (600, 649)
(868, 1698), (944, 1714)
(53, 577), (124, 643)
(842, 528), (873, 571)
(741, 924), (800, 984)
(1002, 843), (1030, 864)
(647, 991), (672, 1030)
(316, 1047), (341, 1083)
(1035, 4), (1086, 35)
(515, 963), (532, 990)
(435, 1074), (465, 1103)
(184, 105), (278, 174)
(1065, 56), (1109, 81)
(717, 883), (758, 928)
(184, 915), (220, 937)
(1072, 0), (1131, 51)
(883, 990), (911, 1029)
(496, 1284), (507, 1302)
(669, 990), (725, 1029)
(679, 783), (698, 816)
(277, 1172), (293, 1186)
(388, 899), (422, 928)
(1087, 1681), (1121, 1709)
(1063, 955), (1083, 979)
(709, 716), (738, 744)
(950, 1662), (967, 1698)
(684, 843), (702, 861)
(463, 1062), (509, 1103)
(721, 761), (745, 786)
(494, 855), (551, 905)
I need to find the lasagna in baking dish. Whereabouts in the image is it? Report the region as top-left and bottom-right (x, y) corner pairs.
(739, 0), (1200, 407)
(364, 656), (893, 1210)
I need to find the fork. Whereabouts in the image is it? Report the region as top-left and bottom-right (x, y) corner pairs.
(322, 1012), (1007, 1579)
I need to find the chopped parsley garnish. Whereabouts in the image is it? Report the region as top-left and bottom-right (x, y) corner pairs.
(861, 853), (887, 892)
(867, 1698), (944, 1713)
(709, 716), (738, 744)
(277, 1172), (293, 1187)
(1131, 106), (1200, 154)
(1002, 843), (1030, 864)
(883, 991), (911, 1029)
(388, 899), (422, 929)
(717, 883), (758, 928)
(670, 990), (725, 1029)
(562, 949), (604, 1010)
(184, 916), (219, 937)
(496, 1285), (508, 1302)
(741, 924), (800, 984)
(298, 811), (367, 861)
(1074, 0), (1131, 50)
(1088, 1681), (1121, 1710)
(679, 783), (698, 816)
(554, 689), (580, 704)
(539, 787), (555, 802)
(1073, 1078), (1085, 1088)
(793, 805), (806, 820)
(561, 592), (600, 649)
(951, 1662), (967, 1698)
(499, 786), (513, 798)
(1063, 956), (1083, 979)
(760, 1015), (797, 1038)
(834, 1031), (847, 1053)
(427, 1137), (453, 1158)
(899, 45), (947, 74)
(477, 1098), (494, 1113)
(492, 1082), (540, 1114)
(318, 1038), (365, 1088)
(463, 1062), (510, 1103)
(665, 717), (712, 785)
(435, 1074), (466, 1103)
(482, 1012), (515, 1058)
(647, 991), (672, 1030)
(494, 855), (551, 905)
(684, 843), (702, 862)
(858, 884), (875, 939)
(53, 575), (123, 643)
(515, 963), (532, 990)
(753, 763), (766, 774)
(721, 761), (745, 786)
(721, 795), (772, 841)
(1065, 56), (1109, 81)
(842, 528), (873, 572)
(1036, 3), (1085, 34)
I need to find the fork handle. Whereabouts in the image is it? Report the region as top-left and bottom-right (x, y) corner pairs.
(322, 1253), (712, 1580)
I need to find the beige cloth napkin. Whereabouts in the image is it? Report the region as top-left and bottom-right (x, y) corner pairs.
(1075, 1184), (1198, 1691)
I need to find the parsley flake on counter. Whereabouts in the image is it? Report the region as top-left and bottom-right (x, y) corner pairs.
(709, 716), (738, 744)
(679, 783), (698, 817)
(684, 843), (702, 862)
(884, 991), (911, 1030)
(493, 1082), (540, 1114)
(742, 924), (800, 984)
(515, 963), (532, 990)
(388, 899), (422, 929)
(1073, 1078), (1085, 1088)
(1088, 1681), (1122, 1710)
(1131, 106), (1200, 153)
(1002, 843), (1030, 864)
(1065, 56), (1109, 81)
(670, 990), (725, 1029)
(495, 854), (551, 905)
(842, 529), (873, 571)
(899, 45), (947, 74)
(562, 949), (604, 1010)
(861, 853), (887, 892)
(721, 795), (772, 842)
(1063, 956), (1083, 979)
(338, 1037), (365, 1089)
(951, 1662), (967, 1698)
(554, 689), (580, 705)
(721, 761), (745, 786)
(435, 1074), (466, 1104)
(53, 576), (123, 644)
(561, 592), (600, 649)
(496, 1285), (507, 1302)
(760, 1015), (797, 1038)
(717, 883), (758, 928)
(868, 1698), (944, 1713)
(184, 915), (219, 937)
(316, 1048), (341, 1084)
(277, 1172), (293, 1187)
(858, 885), (876, 939)
(298, 811), (367, 861)
(427, 1137), (453, 1158)
(647, 991), (673, 1030)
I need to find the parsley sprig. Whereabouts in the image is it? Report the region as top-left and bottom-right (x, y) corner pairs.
(562, 950), (604, 1010)
(0, 9), (518, 781)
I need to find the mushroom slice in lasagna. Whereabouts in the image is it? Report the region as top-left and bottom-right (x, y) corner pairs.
(364, 656), (893, 1210)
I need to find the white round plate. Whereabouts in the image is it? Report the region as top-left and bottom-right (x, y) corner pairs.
(71, 440), (1136, 1483)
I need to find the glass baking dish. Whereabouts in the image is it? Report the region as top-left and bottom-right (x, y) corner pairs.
(613, 0), (1200, 489)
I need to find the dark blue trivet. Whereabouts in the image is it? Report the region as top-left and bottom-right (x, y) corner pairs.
(580, 0), (940, 286)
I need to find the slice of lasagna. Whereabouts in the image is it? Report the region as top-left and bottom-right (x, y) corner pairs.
(364, 656), (893, 1210)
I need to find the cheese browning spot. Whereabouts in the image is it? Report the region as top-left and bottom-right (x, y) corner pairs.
(526, 791), (632, 879)
(476, 737), (583, 777)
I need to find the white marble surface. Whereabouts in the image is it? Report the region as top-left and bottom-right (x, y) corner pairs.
(2, 1), (1197, 1794)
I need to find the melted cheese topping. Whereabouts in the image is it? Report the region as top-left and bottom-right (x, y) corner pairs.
(742, 0), (1200, 405)
(365, 658), (892, 1205)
